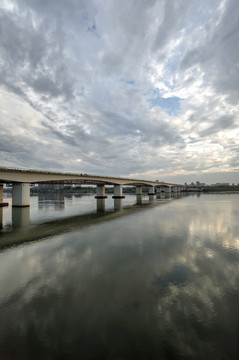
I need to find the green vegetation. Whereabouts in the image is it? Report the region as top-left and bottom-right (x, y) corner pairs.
(203, 186), (239, 192)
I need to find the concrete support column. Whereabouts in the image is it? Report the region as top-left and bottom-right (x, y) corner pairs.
(160, 192), (166, 199)
(164, 186), (171, 193)
(148, 186), (155, 202)
(12, 183), (30, 207)
(136, 186), (143, 205)
(162, 186), (170, 198)
(148, 186), (155, 195)
(0, 184), (8, 207)
(136, 186), (142, 195)
(156, 187), (161, 199)
(114, 198), (123, 210)
(0, 185), (8, 227)
(0, 207), (2, 228)
(0, 185), (3, 203)
(112, 184), (125, 199)
(95, 184), (107, 199)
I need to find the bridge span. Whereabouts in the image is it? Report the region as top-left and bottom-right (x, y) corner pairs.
(0, 167), (184, 207)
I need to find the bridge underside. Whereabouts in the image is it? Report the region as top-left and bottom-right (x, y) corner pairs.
(0, 167), (184, 207)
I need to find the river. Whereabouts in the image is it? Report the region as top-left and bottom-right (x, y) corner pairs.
(0, 192), (239, 359)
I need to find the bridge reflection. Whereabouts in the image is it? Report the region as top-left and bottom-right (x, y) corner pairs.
(0, 193), (185, 251)
(12, 207), (30, 228)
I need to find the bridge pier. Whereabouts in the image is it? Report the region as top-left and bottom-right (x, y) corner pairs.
(112, 185), (125, 199)
(114, 198), (123, 210)
(0, 184), (8, 207)
(0, 184), (8, 227)
(156, 187), (161, 199)
(161, 186), (171, 198)
(12, 183), (30, 207)
(95, 184), (107, 199)
(0, 185), (2, 203)
(0, 207), (2, 228)
(136, 186), (143, 204)
(136, 186), (142, 196)
(165, 186), (172, 193)
(148, 186), (155, 202)
(148, 186), (155, 195)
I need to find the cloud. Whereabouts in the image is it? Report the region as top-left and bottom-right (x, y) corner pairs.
(0, 0), (239, 182)
(180, 0), (239, 103)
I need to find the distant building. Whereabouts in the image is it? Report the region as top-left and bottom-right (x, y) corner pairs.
(196, 181), (206, 187)
(38, 184), (64, 191)
(210, 183), (230, 187)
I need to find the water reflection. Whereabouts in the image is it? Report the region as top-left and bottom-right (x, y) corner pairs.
(0, 197), (172, 250)
(114, 198), (123, 210)
(12, 207), (30, 228)
(149, 194), (155, 202)
(0, 207), (2, 229)
(0, 194), (239, 359)
(96, 198), (105, 212)
(156, 192), (161, 199)
(38, 192), (65, 210)
(136, 194), (143, 205)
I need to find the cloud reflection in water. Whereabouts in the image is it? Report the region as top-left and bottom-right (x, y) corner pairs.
(0, 194), (239, 359)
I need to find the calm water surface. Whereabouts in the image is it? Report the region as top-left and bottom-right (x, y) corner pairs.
(0, 193), (239, 359)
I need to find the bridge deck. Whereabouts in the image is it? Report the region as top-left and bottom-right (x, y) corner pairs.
(0, 167), (177, 187)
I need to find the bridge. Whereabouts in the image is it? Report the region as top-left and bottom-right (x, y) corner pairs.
(0, 167), (184, 207)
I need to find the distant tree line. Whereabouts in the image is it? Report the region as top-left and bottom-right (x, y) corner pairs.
(202, 185), (239, 192)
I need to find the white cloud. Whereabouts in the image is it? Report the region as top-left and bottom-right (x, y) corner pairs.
(0, 0), (238, 183)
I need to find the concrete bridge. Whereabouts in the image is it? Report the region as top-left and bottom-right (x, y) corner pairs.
(0, 167), (184, 207)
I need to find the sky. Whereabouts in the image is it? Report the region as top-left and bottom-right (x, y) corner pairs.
(0, 0), (239, 184)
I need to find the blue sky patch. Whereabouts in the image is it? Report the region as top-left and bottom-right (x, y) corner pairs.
(149, 96), (181, 115)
